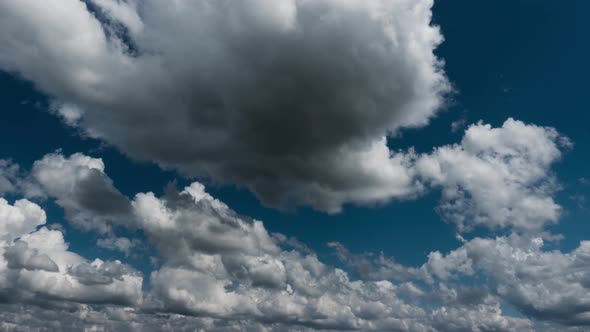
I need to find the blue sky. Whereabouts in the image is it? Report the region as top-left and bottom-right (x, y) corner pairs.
(0, 1), (589, 331)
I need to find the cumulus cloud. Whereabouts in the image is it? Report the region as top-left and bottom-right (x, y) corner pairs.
(416, 118), (569, 232)
(0, 0), (449, 212)
(7, 147), (590, 330)
(131, 181), (535, 331)
(30, 152), (132, 233)
(16, 118), (569, 235)
(0, 199), (142, 308)
(420, 234), (590, 326)
(0, 0), (585, 330)
(4, 240), (59, 272)
(0, 198), (46, 242)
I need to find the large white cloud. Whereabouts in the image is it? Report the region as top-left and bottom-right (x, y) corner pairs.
(0, 0), (448, 212)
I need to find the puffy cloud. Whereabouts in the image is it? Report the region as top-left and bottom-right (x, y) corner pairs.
(0, 116), (576, 330)
(133, 181), (531, 331)
(1, 227), (143, 307)
(420, 235), (590, 326)
(429, 297), (533, 332)
(132, 182), (279, 266)
(30, 152), (132, 233)
(0, 0), (448, 212)
(4, 240), (59, 272)
(0, 198), (46, 242)
(416, 118), (569, 232)
(0, 175), (536, 331)
(0, 198), (142, 308)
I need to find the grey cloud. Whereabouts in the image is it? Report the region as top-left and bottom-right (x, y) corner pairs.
(0, 116), (573, 329)
(0, 0), (448, 212)
(0, 222), (143, 308)
(30, 152), (133, 233)
(72, 170), (132, 216)
(0, 160), (19, 195)
(69, 260), (140, 286)
(96, 236), (141, 257)
(328, 241), (419, 281)
(0, 114), (578, 332)
(4, 241), (59, 272)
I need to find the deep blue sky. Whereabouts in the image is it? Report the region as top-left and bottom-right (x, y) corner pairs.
(0, 0), (588, 271)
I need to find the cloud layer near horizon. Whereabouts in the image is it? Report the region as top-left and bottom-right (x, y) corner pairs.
(0, 119), (586, 331)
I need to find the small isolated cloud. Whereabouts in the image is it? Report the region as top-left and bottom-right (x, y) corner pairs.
(450, 118), (466, 133)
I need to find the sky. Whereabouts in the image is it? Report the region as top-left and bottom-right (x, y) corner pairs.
(0, 0), (589, 331)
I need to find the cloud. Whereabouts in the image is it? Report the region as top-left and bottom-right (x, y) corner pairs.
(4, 241), (59, 272)
(0, 160), (20, 195)
(18, 117), (570, 235)
(1, 227), (143, 307)
(0, 198), (46, 242)
(0, 116), (578, 330)
(416, 118), (569, 232)
(133, 181), (533, 331)
(0, 0), (449, 212)
(327, 241), (420, 281)
(0, 198), (142, 308)
(97, 236), (141, 257)
(420, 234), (590, 326)
(30, 152), (133, 233)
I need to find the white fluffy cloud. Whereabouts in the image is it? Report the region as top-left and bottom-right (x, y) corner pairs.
(0, 0), (448, 212)
(129, 181), (535, 331)
(0, 199), (142, 308)
(421, 234), (590, 325)
(0, 198), (46, 242)
(1, 172), (533, 331)
(416, 118), (569, 232)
